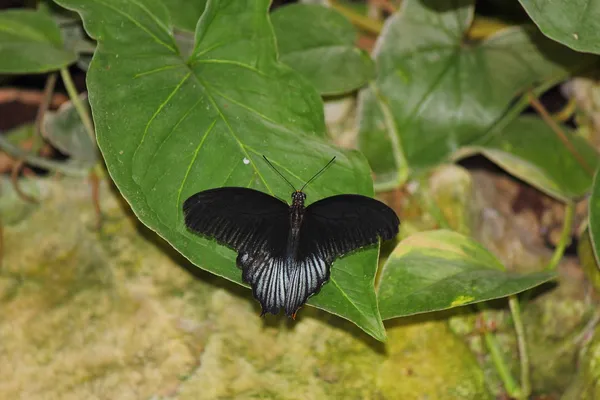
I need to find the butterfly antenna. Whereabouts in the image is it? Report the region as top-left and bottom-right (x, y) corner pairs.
(262, 156), (297, 191)
(300, 156), (336, 192)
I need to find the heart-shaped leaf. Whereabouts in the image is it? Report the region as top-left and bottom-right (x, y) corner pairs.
(377, 230), (556, 320)
(43, 93), (98, 170)
(271, 3), (375, 96)
(0, 9), (77, 73)
(519, 0), (600, 55)
(474, 116), (599, 202)
(357, 0), (593, 187)
(56, 0), (385, 340)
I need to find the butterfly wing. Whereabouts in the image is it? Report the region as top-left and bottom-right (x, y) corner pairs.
(284, 194), (399, 314)
(184, 187), (291, 315)
(183, 187), (289, 254)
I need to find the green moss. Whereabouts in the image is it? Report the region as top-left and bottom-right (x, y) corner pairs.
(1, 177), (492, 399)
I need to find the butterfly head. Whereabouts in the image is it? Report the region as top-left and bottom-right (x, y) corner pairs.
(291, 190), (306, 206)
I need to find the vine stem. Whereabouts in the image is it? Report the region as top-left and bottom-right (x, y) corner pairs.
(527, 92), (594, 176)
(479, 308), (521, 398)
(59, 67), (96, 144)
(0, 133), (87, 176)
(547, 201), (575, 271)
(329, 0), (384, 34)
(509, 296), (530, 400)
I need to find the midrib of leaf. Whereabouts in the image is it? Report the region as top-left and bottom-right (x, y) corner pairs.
(188, 72), (275, 195)
(399, 48), (460, 131)
(176, 118), (218, 221)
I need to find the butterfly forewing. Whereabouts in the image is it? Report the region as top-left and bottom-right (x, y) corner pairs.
(299, 194), (400, 261)
(183, 187), (289, 254)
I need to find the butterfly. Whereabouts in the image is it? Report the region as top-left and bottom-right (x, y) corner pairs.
(183, 156), (399, 318)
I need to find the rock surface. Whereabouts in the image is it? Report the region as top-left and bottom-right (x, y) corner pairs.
(0, 177), (491, 399)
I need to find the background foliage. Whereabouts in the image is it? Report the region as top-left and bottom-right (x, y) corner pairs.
(2, 0), (600, 398)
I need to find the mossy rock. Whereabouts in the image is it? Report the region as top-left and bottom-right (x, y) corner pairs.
(0, 177), (491, 399)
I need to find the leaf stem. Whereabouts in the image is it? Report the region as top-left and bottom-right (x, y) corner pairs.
(0, 216), (3, 271)
(416, 175), (452, 230)
(509, 295), (530, 399)
(547, 201), (575, 271)
(0, 133), (87, 177)
(480, 311), (521, 398)
(373, 176), (403, 193)
(59, 67), (96, 144)
(329, 1), (384, 35)
(527, 92), (594, 176)
(370, 83), (409, 185)
(35, 72), (57, 140)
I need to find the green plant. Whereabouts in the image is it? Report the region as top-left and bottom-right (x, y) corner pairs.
(3, 0), (600, 398)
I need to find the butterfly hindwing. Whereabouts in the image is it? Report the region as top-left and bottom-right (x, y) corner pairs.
(285, 253), (330, 316)
(238, 251), (289, 315)
(183, 187), (289, 254)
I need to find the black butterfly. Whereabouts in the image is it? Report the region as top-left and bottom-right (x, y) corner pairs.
(183, 157), (399, 318)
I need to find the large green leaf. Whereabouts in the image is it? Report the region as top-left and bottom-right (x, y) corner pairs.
(56, 0), (386, 340)
(0, 9), (77, 73)
(358, 0), (593, 187)
(519, 0), (600, 55)
(271, 3), (374, 96)
(377, 230), (556, 320)
(474, 116), (599, 202)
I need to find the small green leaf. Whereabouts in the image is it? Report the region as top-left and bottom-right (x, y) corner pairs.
(43, 94), (98, 170)
(589, 167), (600, 269)
(475, 116), (598, 201)
(358, 0), (593, 184)
(0, 9), (76, 73)
(519, 0), (600, 55)
(377, 230), (556, 320)
(56, 0), (385, 341)
(272, 3), (375, 96)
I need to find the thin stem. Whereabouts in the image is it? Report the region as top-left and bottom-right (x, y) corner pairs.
(373, 176), (404, 193)
(0, 216), (3, 271)
(370, 83), (409, 185)
(11, 160), (37, 203)
(59, 67), (96, 144)
(546, 201), (575, 270)
(509, 295), (530, 399)
(329, 1), (384, 34)
(35, 72), (57, 140)
(527, 92), (594, 176)
(416, 175), (452, 230)
(90, 164), (103, 230)
(481, 316), (521, 398)
(0, 134), (87, 177)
